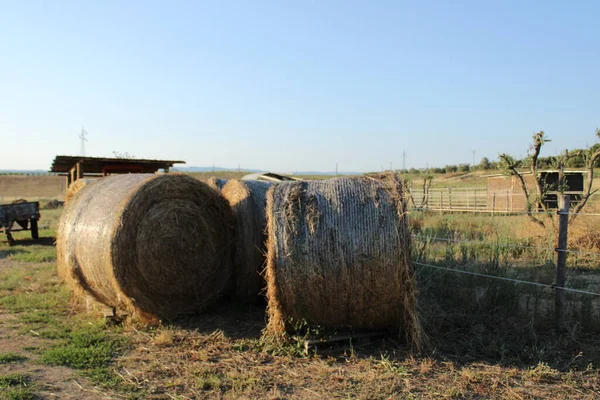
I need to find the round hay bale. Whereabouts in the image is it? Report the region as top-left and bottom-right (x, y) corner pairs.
(206, 177), (228, 192)
(65, 179), (95, 204)
(221, 179), (272, 302)
(56, 173), (234, 322)
(265, 174), (422, 348)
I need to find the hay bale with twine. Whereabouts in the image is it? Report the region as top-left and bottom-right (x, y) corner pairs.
(57, 173), (234, 322)
(206, 177), (228, 191)
(265, 174), (422, 348)
(221, 179), (272, 301)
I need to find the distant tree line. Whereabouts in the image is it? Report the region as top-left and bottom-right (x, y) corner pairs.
(398, 157), (500, 175)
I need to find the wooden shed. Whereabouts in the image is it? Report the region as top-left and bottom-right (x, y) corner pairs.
(486, 170), (584, 211)
(50, 155), (185, 190)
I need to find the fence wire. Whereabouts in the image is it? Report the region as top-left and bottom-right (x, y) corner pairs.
(413, 261), (600, 297)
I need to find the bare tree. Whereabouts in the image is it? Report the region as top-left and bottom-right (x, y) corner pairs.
(407, 176), (433, 209)
(499, 129), (600, 228)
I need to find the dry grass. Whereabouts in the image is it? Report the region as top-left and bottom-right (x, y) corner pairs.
(112, 307), (600, 399)
(2, 200), (600, 399)
(56, 174), (234, 322)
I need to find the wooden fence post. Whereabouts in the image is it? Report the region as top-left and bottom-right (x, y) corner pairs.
(448, 188), (452, 209)
(555, 194), (570, 329)
(491, 193), (496, 216)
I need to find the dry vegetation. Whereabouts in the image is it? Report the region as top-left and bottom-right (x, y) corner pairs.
(1, 172), (600, 399)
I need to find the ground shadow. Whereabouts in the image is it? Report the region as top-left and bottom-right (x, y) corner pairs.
(0, 248), (27, 259)
(9, 237), (56, 247)
(162, 296), (600, 373)
(167, 298), (266, 340)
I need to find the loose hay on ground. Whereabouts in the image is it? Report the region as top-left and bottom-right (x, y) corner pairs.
(57, 173), (234, 322)
(221, 179), (272, 302)
(265, 174), (422, 349)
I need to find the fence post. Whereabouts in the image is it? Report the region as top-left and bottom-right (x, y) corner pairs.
(491, 193), (496, 216)
(448, 188), (452, 209)
(555, 194), (570, 329)
(474, 189), (478, 209)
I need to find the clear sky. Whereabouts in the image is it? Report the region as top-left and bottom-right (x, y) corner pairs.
(1, 1), (598, 172)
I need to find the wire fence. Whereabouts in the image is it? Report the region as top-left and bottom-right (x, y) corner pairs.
(413, 260), (600, 297)
(409, 187), (600, 214)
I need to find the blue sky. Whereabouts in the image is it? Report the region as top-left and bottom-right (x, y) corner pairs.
(1, 1), (598, 172)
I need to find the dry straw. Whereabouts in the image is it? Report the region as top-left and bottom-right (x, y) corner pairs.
(221, 179), (272, 301)
(65, 179), (95, 204)
(57, 173), (234, 322)
(265, 173), (422, 349)
(206, 177), (228, 192)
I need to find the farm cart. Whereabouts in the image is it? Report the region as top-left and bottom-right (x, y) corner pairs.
(0, 200), (40, 246)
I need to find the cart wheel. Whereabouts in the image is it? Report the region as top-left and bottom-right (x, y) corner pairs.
(31, 219), (39, 240)
(6, 232), (15, 246)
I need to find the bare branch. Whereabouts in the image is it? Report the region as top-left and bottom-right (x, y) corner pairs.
(499, 152), (546, 228)
(570, 147), (600, 223)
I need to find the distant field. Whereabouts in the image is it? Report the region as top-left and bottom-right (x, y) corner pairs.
(0, 171), (337, 202)
(0, 175), (66, 202)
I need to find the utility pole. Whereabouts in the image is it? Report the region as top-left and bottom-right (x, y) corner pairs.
(79, 127), (88, 156)
(402, 151), (406, 171)
(389, 162), (392, 172)
(472, 150), (476, 167)
(238, 164), (240, 173)
(335, 162), (338, 176)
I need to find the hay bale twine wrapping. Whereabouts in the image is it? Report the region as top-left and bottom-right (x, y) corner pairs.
(206, 177), (228, 191)
(265, 174), (422, 348)
(56, 173), (234, 322)
(65, 179), (95, 204)
(221, 179), (272, 301)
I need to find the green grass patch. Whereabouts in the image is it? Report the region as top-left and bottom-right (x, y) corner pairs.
(0, 374), (36, 400)
(8, 247), (56, 263)
(0, 374), (30, 389)
(2, 387), (37, 400)
(0, 353), (26, 364)
(41, 322), (134, 392)
(42, 323), (127, 370)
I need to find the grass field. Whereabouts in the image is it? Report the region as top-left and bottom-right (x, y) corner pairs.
(1, 173), (600, 398)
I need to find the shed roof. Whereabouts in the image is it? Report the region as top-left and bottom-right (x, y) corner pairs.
(50, 155), (185, 173)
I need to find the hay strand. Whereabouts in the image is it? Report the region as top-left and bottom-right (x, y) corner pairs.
(221, 179), (272, 301)
(265, 174), (422, 349)
(57, 174), (234, 322)
(65, 179), (96, 204)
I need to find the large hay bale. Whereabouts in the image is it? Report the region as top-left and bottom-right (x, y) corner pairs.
(57, 173), (234, 322)
(265, 174), (422, 348)
(221, 179), (272, 301)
